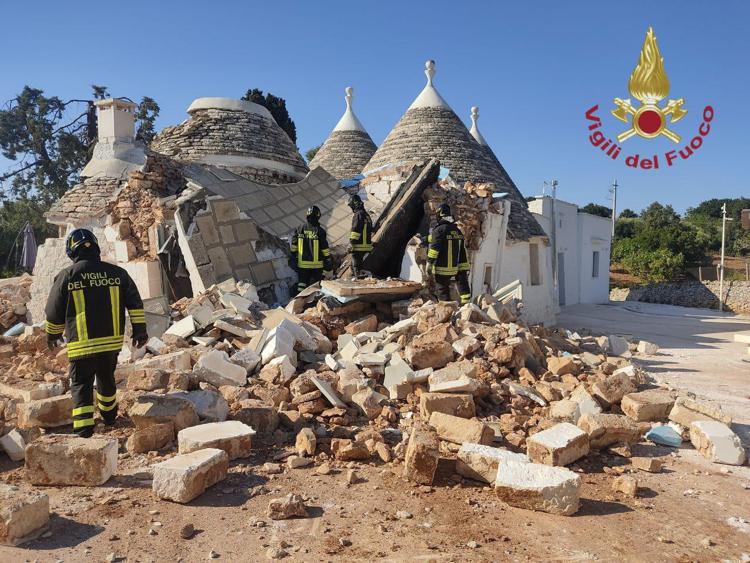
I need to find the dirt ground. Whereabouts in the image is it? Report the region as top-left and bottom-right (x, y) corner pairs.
(3, 301), (750, 563)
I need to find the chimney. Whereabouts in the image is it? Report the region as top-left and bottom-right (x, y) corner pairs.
(95, 98), (136, 143)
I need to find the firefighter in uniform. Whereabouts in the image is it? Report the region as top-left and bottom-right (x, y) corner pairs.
(426, 203), (472, 305)
(45, 229), (148, 437)
(289, 206), (333, 294)
(347, 194), (373, 278)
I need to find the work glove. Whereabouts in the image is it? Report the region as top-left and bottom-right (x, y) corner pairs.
(47, 334), (64, 350)
(133, 333), (148, 349)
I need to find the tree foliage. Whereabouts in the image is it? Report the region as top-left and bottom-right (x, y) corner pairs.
(580, 203), (611, 218)
(305, 145), (321, 163)
(242, 89), (297, 143)
(618, 208), (638, 219)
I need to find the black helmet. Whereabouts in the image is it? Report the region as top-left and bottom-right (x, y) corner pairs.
(66, 228), (100, 259)
(437, 203), (452, 219)
(306, 205), (321, 220)
(348, 194), (363, 209)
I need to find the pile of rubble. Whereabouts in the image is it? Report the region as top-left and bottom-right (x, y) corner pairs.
(0, 274), (33, 332)
(0, 277), (746, 545)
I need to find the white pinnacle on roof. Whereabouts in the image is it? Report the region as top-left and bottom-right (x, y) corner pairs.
(407, 60), (452, 110)
(469, 106), (489, 146)
(333, 87), (367, 132)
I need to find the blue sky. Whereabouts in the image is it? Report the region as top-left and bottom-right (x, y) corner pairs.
(1, 0), (747, 214)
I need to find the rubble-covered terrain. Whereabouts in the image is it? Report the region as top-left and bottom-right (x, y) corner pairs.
(0, 275), (749, 560)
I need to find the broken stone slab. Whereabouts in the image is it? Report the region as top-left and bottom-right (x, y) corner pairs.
(229, 347), (261, 374)
(403, 424), (440, 485)
(268, 493), (309, 520)
(404, 340), (454, 370)
(456, 443), (530, 483)
(126, 422), (175, 454)
(429, 377), (480, 394)
(324, 354), (340, 371)
(384, 353), (414, 387)
(164, 315), (197, 339)
(636, 340), (659, 355)
(408, 367), (433, 384)
(569, 385), (602, 416)
(668, 396), (732, 427)
(152, 448), (229, 503)
(526, 422), (590, 466)
(330, 438), (370, 461)
(0, 484), (49, 546)
(591, 372), (636, 408)
(621, 389), (675, 422)
(548, 400), (581, 424)
(345, 314), (378, 335)
(259, 355), (296, 385)
(220, 293), (254, 315)
(494, 460), (581, 516)
(178, 421), (255, 460)
(0, 380), (64, 402)
(507, 382), (547, 407)
(170, 390), (229, 422)
(0, 429), (26, 461)
(351, 388), (388, 419)
(546, 356), (578, 376)
(608, 335), (630, 356)
(260, 326), (296, 365)
(689, 421), (746, 466)
(428, 360), (477, 386)
(310, 376), (347, 408)
(577, 413), (642, 449)
(17, 395), (73, 429)
(25, 434), (117, 486)
(194, 349), (248, 387)
(452, 336), (480, 357)
(131, 349), (192, 374)
(126, 368), (170, 392)
(419, 392), (475, 419)
(428, 412), (494, 445)
(128, 394), (200, 432)
(355, 352), (388, 368)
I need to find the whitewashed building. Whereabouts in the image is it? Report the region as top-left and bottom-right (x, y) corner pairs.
(528, 197), (612, 306)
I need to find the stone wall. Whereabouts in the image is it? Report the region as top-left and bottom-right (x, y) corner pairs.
(610, 280), (750, 314)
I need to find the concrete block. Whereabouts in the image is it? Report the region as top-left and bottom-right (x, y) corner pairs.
(419, 392), (475, 419)
(194, 349), (248, 387)
(456, 443), (529, 484)
(0, 429), (26, 461)
(165, 316), (197, 339)
(25, 434), (117, 486)
(403, 424), (440, 485)
(128, 394), (200, 432)
(689, 421), (746, 466)
(0, 485), (49, 546)
(494, 460), (581, 516)
(591, 372), (636, 408)
(178, 421), (255, 460)
(17, 395), (73, 429)
(428, 412), (494, 445)
(152, 448), (229, 503)
(577, 413), (642, 449)
(621, 389), (674, 422)
(527, 422), (590, 466)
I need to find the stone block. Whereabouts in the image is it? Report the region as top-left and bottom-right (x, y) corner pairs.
(612, 475), (638, 497)
(428, 360), (477, 386)
(131, 350), (192, 373)
(17, 395), (73, 429)
(404, 340), (454, 370)
(494, 460), (581, 516)
(128, 394), (199, 432)
(621, 389), (675, 422)
(311, 376), (346, 408)
(228, 347), (261, 375)
(230, 400), (278, 434)
(689, 420), (746, 466)
(452, 336), (480, 357)
(577, 413), (642, 448)
(631, 456), (663, 473)
(295, 427), (316, 456)
(171, 390), (229, 422)
(260, 326), (296, 365)
(548, 400), (581, 424)
(668, 396), (731, 427)
(456, 443), (530, 484)
(330, 438), (370, 461)
(345, 314), (378, 335)
(165, 316), (197, 339)
(152, 448), (229, 503)
(194, 349), (248, 387)
(0, 485), (49, 546)
(25, 434), (117, 486)
(419, 392), (475, 419)
(0, 429), (26, 461)
(403, 424), (440, 485)
(547, 356), (578, 376)
(608, 335), (630, 356)
(126, 422), (175, 454)
(0, 380), (64, 403)
(259, 355), (296, 385)
(637, 340), (659, 355)
(569, 386), (602, 416)
(351, 388), (388, 419)
(178, 421), (255, 460)
(429, 377), (480, 394)
(127, 369), (169, 391)
(527, 422), (590, 466)
(591, 372), (636, 408)
(428, 412), (494, 445)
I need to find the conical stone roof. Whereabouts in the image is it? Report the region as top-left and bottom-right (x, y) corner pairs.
(151, 97), (308, 184)
(363, 62), (544, 240)
(309, 87), (377, 179)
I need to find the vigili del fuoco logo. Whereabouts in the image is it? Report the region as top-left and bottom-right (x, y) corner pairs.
(584, 27), (714, 170)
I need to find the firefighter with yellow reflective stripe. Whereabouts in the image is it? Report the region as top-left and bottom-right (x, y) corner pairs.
(347, 194), (373, 278)
(289, 206), (332, 295)
(426, 204), (472, 305)
(44, 229), (148, 437)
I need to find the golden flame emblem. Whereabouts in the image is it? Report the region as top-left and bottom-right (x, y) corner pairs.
(612, 27), (687, 143)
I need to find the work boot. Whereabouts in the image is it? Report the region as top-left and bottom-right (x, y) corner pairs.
(75, 428), (94, 438)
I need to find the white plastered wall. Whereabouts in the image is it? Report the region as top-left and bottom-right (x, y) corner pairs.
(498, 237), (556, 326)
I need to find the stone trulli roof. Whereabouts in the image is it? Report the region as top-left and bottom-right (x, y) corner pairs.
(309, 87), (377, 179)
(151, 97), (308, 184)
(362, 61), (545, 240)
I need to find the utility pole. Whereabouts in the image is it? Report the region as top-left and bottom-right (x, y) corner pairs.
(548, 180), (558, 286)
(609, 180), (618, 238)
(718, 202), (734, 312)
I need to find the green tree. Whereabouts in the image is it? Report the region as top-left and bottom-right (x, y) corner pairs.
(135, 96), (160, 144)
(242, 89), (297, 143)
(640, 201), (681, 230)
(580, 203), (611, 218)
(619, 208), (638, 218)
(305, 145), (321, 162)
(0, 198), (55, 274)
